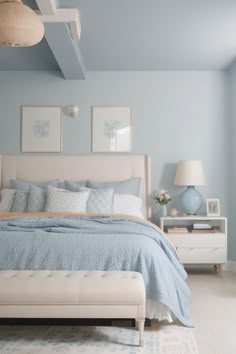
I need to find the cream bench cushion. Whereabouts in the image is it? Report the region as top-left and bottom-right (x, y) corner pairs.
(0, 270), (146, 346)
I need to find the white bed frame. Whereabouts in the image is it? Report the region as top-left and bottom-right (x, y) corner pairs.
(0, 154), (174, 321)
(0, 154), (151, 219)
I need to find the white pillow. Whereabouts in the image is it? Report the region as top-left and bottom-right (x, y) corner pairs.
(0, 189), (16, 212)
(45, 187), (90, 213)
(113, 194), (144, 218)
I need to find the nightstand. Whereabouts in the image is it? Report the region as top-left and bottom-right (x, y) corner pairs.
(160, 216), (227, 275)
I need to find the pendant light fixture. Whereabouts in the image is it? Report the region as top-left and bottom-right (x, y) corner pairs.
(0, 0), (44, 47)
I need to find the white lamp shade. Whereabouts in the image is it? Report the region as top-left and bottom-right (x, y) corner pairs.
(0, 0), (44, 47)
(174, 160), (205, 186)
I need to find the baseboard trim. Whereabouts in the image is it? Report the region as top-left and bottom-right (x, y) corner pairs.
(225, 261), (236, 272)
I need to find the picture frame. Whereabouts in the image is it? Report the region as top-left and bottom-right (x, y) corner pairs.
(21, 106), (62, 152)
(92, 106), (131, 152)
(206, 198), (220, 217)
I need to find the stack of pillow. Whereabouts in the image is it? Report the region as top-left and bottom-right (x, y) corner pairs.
(0, 178), (144, 218)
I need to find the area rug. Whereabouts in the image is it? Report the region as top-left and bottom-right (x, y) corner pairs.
(0, 322), (199, 354)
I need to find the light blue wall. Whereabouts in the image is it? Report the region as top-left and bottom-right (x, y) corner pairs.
(0, 71), (228, 224)
(228, 61), (236, 261)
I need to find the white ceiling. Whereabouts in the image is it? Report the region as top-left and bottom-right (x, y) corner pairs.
(0, 0), (236, 74)
(70, 0), (236, 70)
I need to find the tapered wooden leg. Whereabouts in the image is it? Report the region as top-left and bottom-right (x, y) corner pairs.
(137, 319), (145, 347)
(215, 264), (223, 276)
(218, 264), (223, 277)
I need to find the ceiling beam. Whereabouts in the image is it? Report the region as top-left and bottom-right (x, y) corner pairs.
(36, 0), (56, 15)
(45, 23), (86, 80)
(38, 9), (81, 41)
(35, 0), (86, 80)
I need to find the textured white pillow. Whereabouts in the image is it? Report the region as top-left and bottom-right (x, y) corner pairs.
(45, 187), (90, 213)
(113, 194), (144, 218)
(0, 189), (16, 212)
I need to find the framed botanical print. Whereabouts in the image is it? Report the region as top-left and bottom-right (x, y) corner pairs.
(92, 106), (131, 152)
(21, 106), (62, 152)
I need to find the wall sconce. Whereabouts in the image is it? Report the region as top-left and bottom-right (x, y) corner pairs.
(67, 105), (80, 118)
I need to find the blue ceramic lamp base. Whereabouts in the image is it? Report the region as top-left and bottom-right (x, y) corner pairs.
(179, 186), (203, 215)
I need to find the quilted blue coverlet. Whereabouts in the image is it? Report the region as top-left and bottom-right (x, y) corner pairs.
(0, 215), (192, 326)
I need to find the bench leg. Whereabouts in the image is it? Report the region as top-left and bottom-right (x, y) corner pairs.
(137, 319), (145, 347)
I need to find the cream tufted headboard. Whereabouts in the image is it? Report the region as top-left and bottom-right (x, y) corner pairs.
(0, 155), (151, 219)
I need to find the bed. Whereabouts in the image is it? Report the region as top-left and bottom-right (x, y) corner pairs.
(0, 154), (192, 326)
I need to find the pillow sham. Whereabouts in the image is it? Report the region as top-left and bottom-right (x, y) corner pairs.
(58, 181), (65, 189)
(87, 188), (114, 213)
(27, 185), (47, 212)
(11, 190), (28, 212)
(113, 194), (144, 218)
(64, 180), (87, 191)
(45, 186), (90, 213)
(65, 181), (114, 213)
(0, 189), (16, 212)
(10, 179), (59, 191)
(86, 178), (141, 196)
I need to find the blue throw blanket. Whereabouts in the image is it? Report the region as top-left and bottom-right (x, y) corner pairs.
(0, 215), (192, 326)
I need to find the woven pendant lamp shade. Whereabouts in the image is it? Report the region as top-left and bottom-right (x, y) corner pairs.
(0, 0), (44, 47)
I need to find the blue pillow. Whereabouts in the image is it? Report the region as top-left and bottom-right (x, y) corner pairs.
(27, 185), (47, 212)
(11, 190), (28, 212)
(58, 181), (65, 189)
(87, 188), (114, 213)
(64, 180), (87, 192)
(65, 181), (114, 213)
(10, 179), (59, 191)
(86, 178), (141, 196)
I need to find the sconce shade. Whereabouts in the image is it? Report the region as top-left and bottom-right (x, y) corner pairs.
(68, 105), (80, 117)
(0, 0), (44, 47)
(174, 160), (205, 186)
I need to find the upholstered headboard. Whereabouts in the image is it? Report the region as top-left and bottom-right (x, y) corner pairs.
(0, 155), (151, 219)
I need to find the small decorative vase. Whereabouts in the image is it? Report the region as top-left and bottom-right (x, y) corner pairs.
(160, 204), (167, 217)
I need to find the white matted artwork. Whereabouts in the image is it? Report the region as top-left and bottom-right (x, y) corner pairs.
(206, 198), (220, 216)
(92, 106), (131, 152)
(21, 106), (62, 152)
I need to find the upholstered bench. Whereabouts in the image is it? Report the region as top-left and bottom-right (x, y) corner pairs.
(0, 270), (146, 346)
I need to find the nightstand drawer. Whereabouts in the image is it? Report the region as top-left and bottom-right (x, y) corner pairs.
(177, 247), (226, 264)
(160, 216), (227, 271)
(167, 233), (226, 248)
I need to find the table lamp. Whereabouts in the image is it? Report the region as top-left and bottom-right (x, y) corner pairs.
(174, 160), (205, 215)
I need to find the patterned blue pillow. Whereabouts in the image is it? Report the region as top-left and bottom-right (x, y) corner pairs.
(87, 188), (114, 213)
(27, 185), (47, 212)
(65, 181), (114, 213)
(0, 189), (16, 212)
(10, 179), (59, 192)
(11, 190), (28, 212)
(86, 178), (141, 196)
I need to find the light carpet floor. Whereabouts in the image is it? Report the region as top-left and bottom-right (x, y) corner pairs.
(0, 321), (198, 354)
(188, 269), (236, 354)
